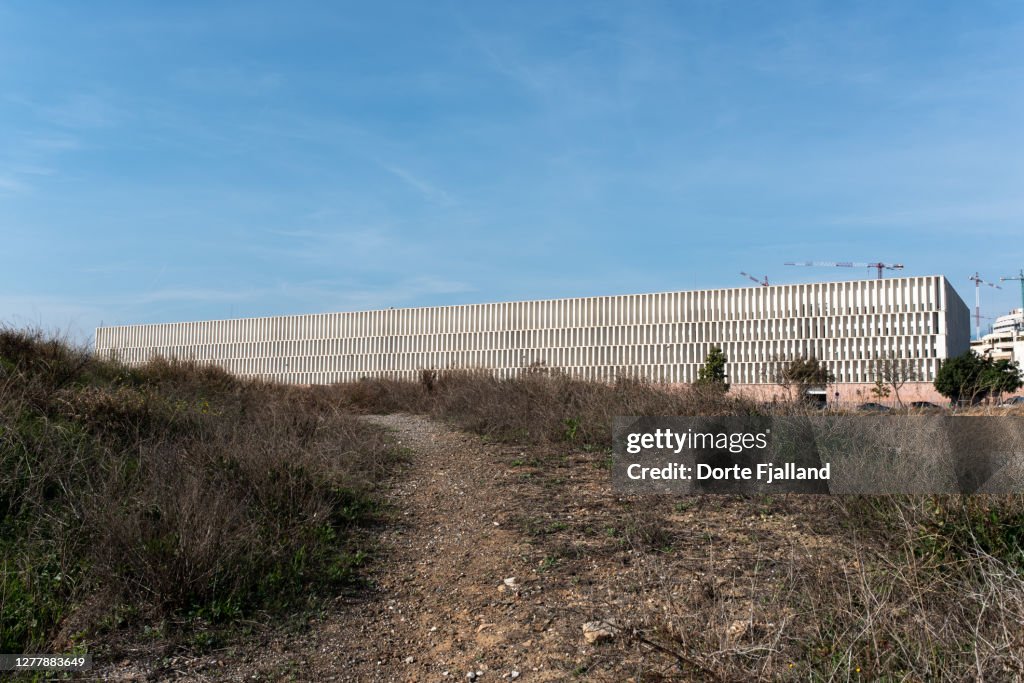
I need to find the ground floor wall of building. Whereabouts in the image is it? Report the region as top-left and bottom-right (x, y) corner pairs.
(730, 382), (1023, 406)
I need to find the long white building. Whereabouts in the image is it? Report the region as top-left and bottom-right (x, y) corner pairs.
(95, 276), (969, 390)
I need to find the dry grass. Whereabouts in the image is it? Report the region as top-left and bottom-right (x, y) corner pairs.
(530, 491), (1024, 680)
(585, 523), (1024, 680)
(334, 368), (762, 448)
(336, 370), (1024, 680)
(0, 328), (398, 653)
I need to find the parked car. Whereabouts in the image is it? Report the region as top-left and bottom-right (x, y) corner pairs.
(1001, 396), (1024, 406)
(857, 402), (892, 413)
(908, 401), (942, 411)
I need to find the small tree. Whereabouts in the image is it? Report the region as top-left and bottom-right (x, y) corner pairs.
(766, 354), (796, 400)
(870, 377), (890, 401)
(979, 358), (1023, 399)
(767, 355), (835, 402)
(934, 353), (985, 405)
(873, 352), (918, 408)
(783, 356), (834, 389)
(696, 346), (729, 392)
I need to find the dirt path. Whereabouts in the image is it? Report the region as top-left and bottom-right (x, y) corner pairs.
(317, 412), (583, 681)
(93, 413), (847, 682)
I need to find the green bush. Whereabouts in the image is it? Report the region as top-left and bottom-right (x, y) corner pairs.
(917, 496), (1024, 570)
(934, 352), (1023, 404)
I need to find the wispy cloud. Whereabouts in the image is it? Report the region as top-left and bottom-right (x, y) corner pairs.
(257, 225), (402, 265)
(379, 163), (457, 207)
(0, 163), (58, 194)
(0, 131), (84, 194)
(310, 276), (475, 312)
(266, 228), (323, 239)
(7, 92), (123, 129)
(19, 135), (81, 152)
(0, 175), (30, 193)
(171, 66), (284, 96)
(130, 287), (262, 305)
(97, 276), (476, 320)
(76, 263), (147, 275)
(464, 26), (546, 92)
(824, 200), (1024, 233)
(456, 10), (659, 129)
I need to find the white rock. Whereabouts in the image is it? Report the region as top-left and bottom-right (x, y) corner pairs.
(582, 619), (618, 644)
(726, 619), (749, 640)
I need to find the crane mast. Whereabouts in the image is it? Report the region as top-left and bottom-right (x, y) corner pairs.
(1000, 269), (1024, 312)
(969, 272), (1001, 340)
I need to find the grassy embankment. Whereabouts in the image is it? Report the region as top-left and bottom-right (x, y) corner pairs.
(0, 329), (399, 655)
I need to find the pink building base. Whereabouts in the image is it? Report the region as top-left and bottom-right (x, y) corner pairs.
(729, 382), (954, 407)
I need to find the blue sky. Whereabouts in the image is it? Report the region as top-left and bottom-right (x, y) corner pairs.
(2, 1), (1023, 342)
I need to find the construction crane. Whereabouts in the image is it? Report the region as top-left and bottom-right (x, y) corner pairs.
(977, 314), (999, 337)
(784, 261), (904, 279)
(740, 271), (769, 286)
(1000, 269), (1024, 311)
(969, 272), (1001, 340)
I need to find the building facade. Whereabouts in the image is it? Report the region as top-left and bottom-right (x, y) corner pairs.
(95, 275), (970, 390)
(971, 309), (1024, 366)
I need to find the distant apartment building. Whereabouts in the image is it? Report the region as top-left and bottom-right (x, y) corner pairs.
(95, 276), (969, 397)
(971, 308), (1024, 366)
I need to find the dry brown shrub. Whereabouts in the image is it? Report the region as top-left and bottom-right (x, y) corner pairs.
(576, 500), (1024, 680)
(1, 330), (397, 652)
(335, 368), (764, 447)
